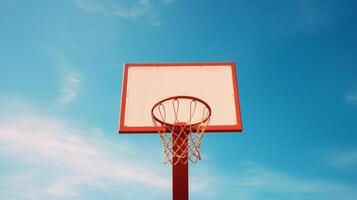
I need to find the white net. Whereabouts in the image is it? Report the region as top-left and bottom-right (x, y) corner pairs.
(151, 96), (211, 165)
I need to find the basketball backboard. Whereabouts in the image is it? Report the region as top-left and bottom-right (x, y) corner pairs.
(118, 62), (242, 133)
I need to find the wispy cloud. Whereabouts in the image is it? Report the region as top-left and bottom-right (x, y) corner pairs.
(329, 149), (357, 169)
(346, 90), (357, 104)
(0, 102), (170, 199)
(192, 162), (357, 200)
(233, 164), (352, 196)
(75, 0), (160, 25)
(295, 0), (334, 34)
(46, 47), (83, 106)
(59, 71), (82, 105)
(162, 0), (175, 4)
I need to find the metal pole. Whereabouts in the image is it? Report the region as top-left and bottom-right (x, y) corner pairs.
(172, 129), (189, 200)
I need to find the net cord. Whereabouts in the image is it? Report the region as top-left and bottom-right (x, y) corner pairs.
(152, 96), (211, 165)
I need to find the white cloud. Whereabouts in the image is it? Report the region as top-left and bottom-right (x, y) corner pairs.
(75, 0), (160, 25)
(1, 101), (356, 199)
(346, 91), (357, 104)
(0, 103), (170, 199)
(59, 71), (82, 104)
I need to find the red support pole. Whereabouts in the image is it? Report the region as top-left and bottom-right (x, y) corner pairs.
(172, 128), (189, 200)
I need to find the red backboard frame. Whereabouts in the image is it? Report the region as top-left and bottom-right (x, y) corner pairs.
(118, 62), (243, 134)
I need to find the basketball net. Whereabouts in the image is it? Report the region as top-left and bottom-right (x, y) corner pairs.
(151, 96), (211, 165)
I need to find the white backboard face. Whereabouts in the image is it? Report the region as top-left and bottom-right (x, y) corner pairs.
(119, 63), (242, 133)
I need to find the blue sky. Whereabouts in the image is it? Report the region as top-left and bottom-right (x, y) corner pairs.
(1, 0), (357, 199)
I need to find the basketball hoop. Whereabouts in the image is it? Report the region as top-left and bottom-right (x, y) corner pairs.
(151, 96), (211, 165)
